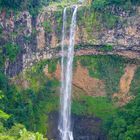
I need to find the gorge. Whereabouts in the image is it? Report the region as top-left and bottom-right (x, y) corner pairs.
(0, 0), (140, 140)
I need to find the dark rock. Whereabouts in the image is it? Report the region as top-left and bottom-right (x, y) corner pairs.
(47, 112), (106, 140)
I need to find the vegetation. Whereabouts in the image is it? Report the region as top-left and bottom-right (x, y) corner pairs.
(13, 60), (59, 134)
(0, 0), (51, 16)
(0, 47), (57, 138)
(42, 21), (52, 33)
(3, 43), (20, 62)
(0, 0), (140, 139)
(72, 56), (140, 140)
(92, 0), (140, 10)
(0, 50), (140, 139)
(0, 42), (20, 70)
(72, 96), (116, 120)
(0, 72), (48, 139)
(100, 44), (113, 51)
(0, 123), (47, 140)
(74, 55), (126, 98)
(130, 67), (140, 96)
(105, 93), (140, 140)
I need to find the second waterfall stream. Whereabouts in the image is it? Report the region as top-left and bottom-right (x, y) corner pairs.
(58, 5), (78, 140)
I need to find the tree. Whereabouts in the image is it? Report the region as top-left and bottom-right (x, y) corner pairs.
(105, 94), (140, 140)
(3, 43), (20, 62)
(0, 0), (22, 9)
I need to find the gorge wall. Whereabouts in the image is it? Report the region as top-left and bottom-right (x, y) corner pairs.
(0, 5), (140, 76)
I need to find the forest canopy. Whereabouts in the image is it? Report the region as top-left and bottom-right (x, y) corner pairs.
(0, 0), (140, 12)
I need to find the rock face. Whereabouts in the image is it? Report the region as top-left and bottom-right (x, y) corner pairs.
(113, 64), (137, 106)
(0, 6), (140, 76)
(73, 115), (106, 140)
(47, 112), (106, 140)
(43, 61), (138, 105)
(44, 63), (106, 97)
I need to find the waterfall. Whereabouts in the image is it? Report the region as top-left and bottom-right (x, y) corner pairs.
(59, 5), (78, 140)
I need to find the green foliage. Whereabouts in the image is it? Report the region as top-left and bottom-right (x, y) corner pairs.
(77, 7), (101, 40)
(102, 13), (118, 29)
(0, 110), (10, 120)
(100, 44), (113, 51)
(92, 0), (140, 10)
(0, 59), (59, 135)
(0, 0), (50, 16)
(92, 0), (109, 10)
(72, 96), (116, 120)
(0, 70), (48, 138)
(75, 55), (125, 97)
(0, 25), (2, 34)
(3, 43), (20, 61)
(25, 59), (58, 92)
(47, 59), (58, 73)
(0, 72), (8, 92)
(105, 93), (140, 140)
(0, 123), (47, 140)
(131, 0), (140, 5)
(0, 0), (22, 10)
(0, 48), (6, 69)
(130, 67), (140, 95)
(108, 0), (126, 5)
(42, 21), (52, 32)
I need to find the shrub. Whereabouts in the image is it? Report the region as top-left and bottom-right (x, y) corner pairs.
(3, 43), (20, 61)
(0, 25), (2, 34)
(92, 0), (140, 10)
(92, 0), (109, 10)
(0, 123), (48, 140)
(42, 21), (52, 32)
(72, 96), (116, 120)
(100, 44), (113, 51)
(105, 93), (140, 140)
(0, 0), (22, 10)
(102, 13), (118, 29)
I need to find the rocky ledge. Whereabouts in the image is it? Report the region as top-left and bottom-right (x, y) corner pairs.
(6, 44), (140, 77)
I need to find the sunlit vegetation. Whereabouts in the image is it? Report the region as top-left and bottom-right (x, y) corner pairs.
(92, 0), (140, 10)
(105, 93), (140, 140)
(72, 96), (116, 120)
(0, 124), (47, 140)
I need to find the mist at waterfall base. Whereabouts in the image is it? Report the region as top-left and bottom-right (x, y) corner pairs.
(58, 5), (78, 140)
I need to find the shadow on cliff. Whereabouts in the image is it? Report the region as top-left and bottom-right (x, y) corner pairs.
(47, 112), (107, 140)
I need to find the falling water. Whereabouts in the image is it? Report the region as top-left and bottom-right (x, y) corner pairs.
(59, 5), (78, 140)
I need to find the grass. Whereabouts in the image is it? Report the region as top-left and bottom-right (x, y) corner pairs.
(72, 96), (116, 121)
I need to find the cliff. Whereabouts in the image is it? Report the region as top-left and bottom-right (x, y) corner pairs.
(0, 5), (140, 76)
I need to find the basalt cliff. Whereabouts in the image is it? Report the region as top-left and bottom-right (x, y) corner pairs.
(0, 5), (140, 76)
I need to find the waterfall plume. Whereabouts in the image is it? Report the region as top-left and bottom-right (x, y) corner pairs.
(59, 5), (78, 140)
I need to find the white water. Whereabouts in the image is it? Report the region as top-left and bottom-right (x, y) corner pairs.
(59, 5), (78, 140)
